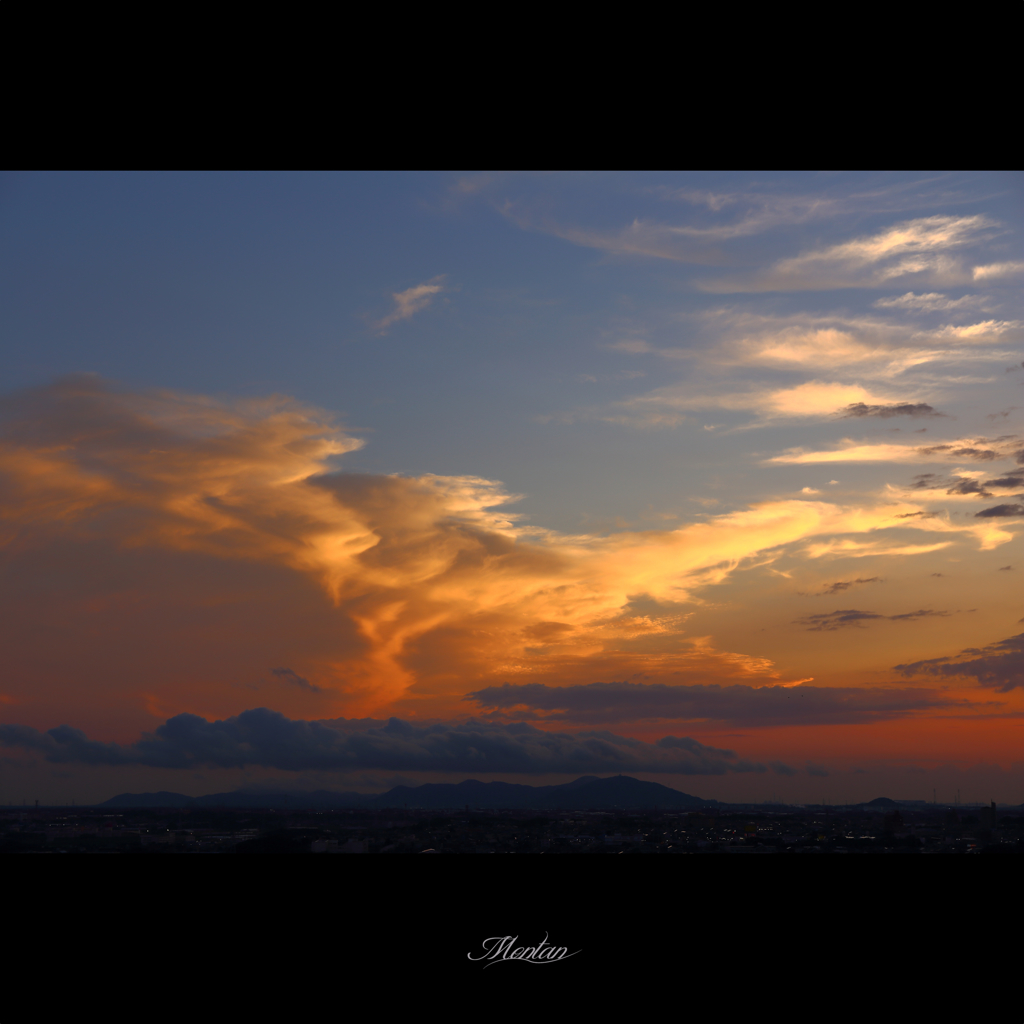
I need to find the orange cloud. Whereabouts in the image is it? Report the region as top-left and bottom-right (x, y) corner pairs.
(1, 376), (1013, 732)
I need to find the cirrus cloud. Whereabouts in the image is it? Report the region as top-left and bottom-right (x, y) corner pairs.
(767, 436), (1023, 466)
(697, 215), (998, 292)
(374, 276), (447, 332)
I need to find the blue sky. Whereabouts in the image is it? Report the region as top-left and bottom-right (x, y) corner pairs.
(5, 170), (1019, 533)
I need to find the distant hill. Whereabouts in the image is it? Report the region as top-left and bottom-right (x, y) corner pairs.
(99, 791), (196, 808)
(861, 797), (899, 808)
(97, 775), (715, 810)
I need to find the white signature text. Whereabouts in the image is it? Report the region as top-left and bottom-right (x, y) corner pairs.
(468, 933), (579, 967)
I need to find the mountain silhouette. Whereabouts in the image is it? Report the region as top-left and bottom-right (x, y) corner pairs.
(99, 791), (196, 807)
(97, 775), (715, 809)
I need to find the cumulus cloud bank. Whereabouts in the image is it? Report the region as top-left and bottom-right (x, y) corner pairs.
(0, 709), (764, 775)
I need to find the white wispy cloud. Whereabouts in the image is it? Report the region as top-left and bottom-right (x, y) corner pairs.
(581, 305), (1023, 430)
(374, 276), (447, 332)
(497, 185), (902, 263)
(496, 177), (981, 264)
(612, 381), (909, 422)
(874, 292), (992, 313)
(610, 310), (1019, 380)
(696, 215), (998, 292)
(495, 189), (834, 263)
(767, 436), (1022, 466)
(928, 320), (1023, 341)
(973, 261), (1024, 282)
(498, 213), (728, 264)
(803, 539), (954, 559)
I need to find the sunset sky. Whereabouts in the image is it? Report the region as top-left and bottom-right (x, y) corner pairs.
(1, 170), (1022, 804)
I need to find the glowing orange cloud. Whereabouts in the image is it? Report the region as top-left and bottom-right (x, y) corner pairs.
(0, 377), (1016, 729)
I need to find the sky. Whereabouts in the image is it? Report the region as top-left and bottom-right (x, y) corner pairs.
(1, 170), (1022, 805)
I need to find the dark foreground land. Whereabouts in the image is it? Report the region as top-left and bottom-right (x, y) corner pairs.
(2, 802), (1020, 854)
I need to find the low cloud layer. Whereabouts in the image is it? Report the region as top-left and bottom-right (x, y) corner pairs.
(0, 709), (764, 775)
(895, 633), (1024, 691)
(465, 681), (959, 727)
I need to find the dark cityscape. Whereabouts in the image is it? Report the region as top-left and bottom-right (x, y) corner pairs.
(2, 775), (1018, 854)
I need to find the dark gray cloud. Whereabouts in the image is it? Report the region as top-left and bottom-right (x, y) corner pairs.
(795, 608), (950, 632)
(946, 478), (995, 497)
(818, 577), (882, 595)
(770, 761), (798, 776)
(909, 469), (1024, 501)
(975, 504), (1024, 518)
(908, 472), (1015, 498)
(0, 709), (764, 775)
(895, 632), (1024, 691)
(916, 445), (999, 461)
(805, 763), (829, 777)
(465, 681), (959, 727)
(841, 402), (942, 419)
(271, 667), (323, 693)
